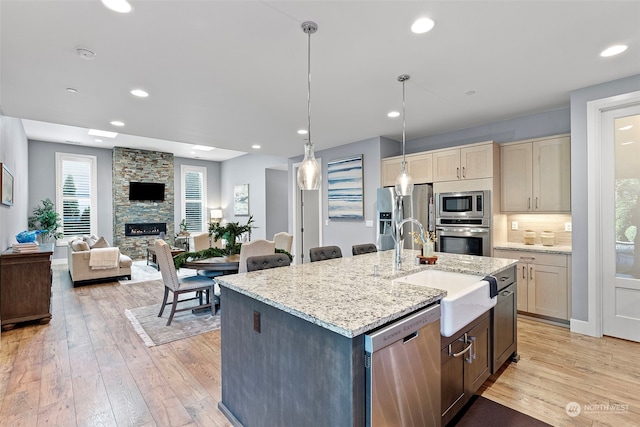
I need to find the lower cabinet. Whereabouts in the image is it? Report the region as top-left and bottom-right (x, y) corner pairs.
(441, 311), (491, 426)
(494, 249), (570, 320)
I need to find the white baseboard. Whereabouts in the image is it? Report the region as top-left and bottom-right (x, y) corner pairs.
(570, 318), (600, 337)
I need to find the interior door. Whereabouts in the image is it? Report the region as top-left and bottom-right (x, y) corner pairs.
(602, 104), (640, 342)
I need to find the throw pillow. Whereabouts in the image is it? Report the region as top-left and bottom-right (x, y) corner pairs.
(91, 236), (110, 248)
(72, 240), (90, 252)
(83, 235), (98, 247)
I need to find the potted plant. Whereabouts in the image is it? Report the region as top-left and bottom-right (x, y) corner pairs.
(209, 215), (255, 255)
(178, 219), (190, 236)
(28, 198), (63, 243)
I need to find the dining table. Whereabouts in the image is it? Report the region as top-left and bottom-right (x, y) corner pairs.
(181, 254), (241, 275)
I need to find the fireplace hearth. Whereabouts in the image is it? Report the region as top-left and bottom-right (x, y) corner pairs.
(125, 223), (167, 237)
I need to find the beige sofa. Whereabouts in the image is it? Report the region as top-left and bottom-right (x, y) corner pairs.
(68, 236), (132, 286)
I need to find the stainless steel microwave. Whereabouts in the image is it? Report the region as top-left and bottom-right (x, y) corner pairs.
(436, 190), (490, 223)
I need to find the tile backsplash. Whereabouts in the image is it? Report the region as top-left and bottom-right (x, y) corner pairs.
(506, 214), (572, 246)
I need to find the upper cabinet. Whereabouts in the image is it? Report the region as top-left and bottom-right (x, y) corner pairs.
(381, 152), (433, 187)
(501, 134), (570, 212)
(432, 142), (495, 182)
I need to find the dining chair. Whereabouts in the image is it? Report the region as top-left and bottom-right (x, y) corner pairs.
(352, 243), (377, 256)
(309, 245), (343, 262)
(192, 232), (210, 251)
(155, 239), (217, 326)
(273, 232), (293, 253)
(238, 239), (276, 273)
(246, 253), (291, 272)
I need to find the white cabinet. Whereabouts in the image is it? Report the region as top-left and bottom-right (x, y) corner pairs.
(493, 249), (570, 321)
(432, 143), (495, 182)
(381, 152), (432, 187)
(501, 135), (571, 212)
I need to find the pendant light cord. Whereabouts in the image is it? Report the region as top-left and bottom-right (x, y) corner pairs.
(307, 29), (312, 147)
(402, 79), (406, 163)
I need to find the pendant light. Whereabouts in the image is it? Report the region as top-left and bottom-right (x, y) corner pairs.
(297, 21), (321, 191)
(395, 74), (414, 196)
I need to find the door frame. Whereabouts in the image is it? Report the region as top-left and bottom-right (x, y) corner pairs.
(291, 160), (323, 264)
(581, 90), (640, 337)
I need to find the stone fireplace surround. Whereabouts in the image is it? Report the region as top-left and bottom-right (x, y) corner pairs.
(113, 147), (175, 259)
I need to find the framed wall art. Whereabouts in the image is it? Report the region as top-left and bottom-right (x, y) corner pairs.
(233, 184), (249, 216)
(1, 163), (14, 206)
(327, 155), (363, 219)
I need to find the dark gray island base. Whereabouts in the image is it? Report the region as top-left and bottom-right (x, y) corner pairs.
(219, 288), (366, 426)
(216, 250), (518, 427)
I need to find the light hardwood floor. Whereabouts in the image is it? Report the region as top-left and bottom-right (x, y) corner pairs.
(0, 265), (639, 426)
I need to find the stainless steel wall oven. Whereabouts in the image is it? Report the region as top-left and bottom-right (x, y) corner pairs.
(436, 191), (491, 257)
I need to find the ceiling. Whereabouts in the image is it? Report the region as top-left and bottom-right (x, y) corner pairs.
(1, 1), (639, 162)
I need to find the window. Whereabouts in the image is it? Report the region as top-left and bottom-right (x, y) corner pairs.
(55, 153), (98, 243)
(181, 165), (207, 232)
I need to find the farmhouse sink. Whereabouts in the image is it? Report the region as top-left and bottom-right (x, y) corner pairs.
(394, 269), (496, 337)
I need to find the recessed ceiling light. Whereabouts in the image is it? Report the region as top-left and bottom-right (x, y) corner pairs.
(600, 45), (628, 57)
(297, 129), (308, 135)
(101, 0), (132, 13)
(66, 87), (78, 93)
(411, 18), (435, 34)
(94, 139), (103, 143)
(192, 145), (215, 151)
(76, 47), (96, 60)
(466, 90), (477, 96)
(387, 111), (400, 118)
(621, 141), (635, 146)
(130, 89), (149, 98)
(619, 125), (633, 131)
(88, 129), (118, 138)
(110, 120), (125, 127)
(252, 144), (261, 149)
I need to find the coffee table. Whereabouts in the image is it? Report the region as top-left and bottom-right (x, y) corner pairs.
(147, 246), (185, 270)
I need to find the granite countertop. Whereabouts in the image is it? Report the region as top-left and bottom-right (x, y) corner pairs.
(218, 250), (517, 338)
(493, 241), (572, 255)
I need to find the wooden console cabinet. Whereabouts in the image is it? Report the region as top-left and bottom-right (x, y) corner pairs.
(0, 243), (54, 331)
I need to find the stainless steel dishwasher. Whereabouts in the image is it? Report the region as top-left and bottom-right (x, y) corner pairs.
(365, 303), (441, 427)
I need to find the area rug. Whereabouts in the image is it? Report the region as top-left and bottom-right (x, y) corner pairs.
(125, 294), (220, 346)
(120, 260), (196, 284)
(451, 395), (551, 427)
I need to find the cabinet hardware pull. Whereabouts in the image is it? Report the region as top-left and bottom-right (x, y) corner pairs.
(462, 166), (466, 178)
(499, 276), (509, 281)
(522, 266), (526, 279)
(528, 197), (531, 209)
(448, 341), (473, 358)
(501, 290), (513, 297)
(529, 267), (534, 280)
(456, 167), (460, 179)
(535, 197), (538, 209)
(466, 336), (477, 363)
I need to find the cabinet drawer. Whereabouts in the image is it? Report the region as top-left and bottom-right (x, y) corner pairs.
(494, 266), (516, 290)
(494, 249), (567, 268)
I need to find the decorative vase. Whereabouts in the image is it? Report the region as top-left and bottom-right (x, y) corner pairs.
(523, 230), (536, 245)
(423, 240), (435, 257)
(541, 231), (555, 246)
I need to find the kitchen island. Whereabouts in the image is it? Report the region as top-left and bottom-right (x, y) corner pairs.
(217, 250), (517, 427)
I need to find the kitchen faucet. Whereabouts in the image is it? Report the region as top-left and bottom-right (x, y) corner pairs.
(391, 194), (428, 269)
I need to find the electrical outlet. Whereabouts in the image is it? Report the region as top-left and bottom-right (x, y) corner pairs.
(253, 310), (261, 333)
(565, 222), (572, 232)
(511, 221), (518, 230)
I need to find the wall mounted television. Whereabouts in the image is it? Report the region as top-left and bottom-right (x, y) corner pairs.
(129, 182), (165, 201)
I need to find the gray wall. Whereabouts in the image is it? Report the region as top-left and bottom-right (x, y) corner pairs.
(265, 168), (288, 239)
(407, 107), (571, 153)
(173, 156), (222, 235)
(220, 153), (289, 240)
(28, 140), (114, 259)
(288, 137), (385, 257)
(0, 115), (30, 251)
(569, 74), (640, 321)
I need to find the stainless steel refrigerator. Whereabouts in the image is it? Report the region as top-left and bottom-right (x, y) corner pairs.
(376, 185), (434, 251)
